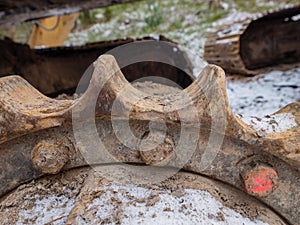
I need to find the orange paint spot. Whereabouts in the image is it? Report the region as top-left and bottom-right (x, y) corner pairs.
(245, 166), (278, 197)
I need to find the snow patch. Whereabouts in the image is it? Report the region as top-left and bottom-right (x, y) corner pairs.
(220, 2), (229, 11)
(81, 183), (269, 225)
(291, 14), (300, 21)
(211, 11), (254, 29)
(239, 113), (297, 134)
(16, 194), (75, 225)
(227, 68), (300, 117)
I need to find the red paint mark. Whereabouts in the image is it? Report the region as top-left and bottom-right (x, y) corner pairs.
(245, 166), (278, 197)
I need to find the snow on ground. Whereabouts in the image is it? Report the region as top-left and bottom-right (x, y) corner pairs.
(211, 10), (254, 29)
(16, 184), (269, 225)
(238, 113), (297, 134)
(16, 194), (75, 225)
(84, 183), (269, 225)
(227, 68), (300, 117)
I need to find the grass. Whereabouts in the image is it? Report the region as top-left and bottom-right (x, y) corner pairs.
(0, 22), (34, 44)
(1, 0), (300, 45)
(204, 8), (230, 24)
(66, 0), (295, 46)
(144, 0), (164, 28)
(171, 18), (183, 30)
(79, 11), (99, 26)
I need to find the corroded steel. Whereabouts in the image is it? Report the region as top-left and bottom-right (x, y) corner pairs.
(0, 55), (299, 224)
(204, 5), (300, 75)
(0, 37), (194, 96)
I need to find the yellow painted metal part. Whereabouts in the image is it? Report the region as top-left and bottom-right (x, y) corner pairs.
(28, 13), (79, 48)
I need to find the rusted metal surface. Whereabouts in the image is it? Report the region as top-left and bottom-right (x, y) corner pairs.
(0, 36), (194, 96)
(0, 0), (140, 27)
(204, 5), (300, 75)
(31, 137), (74, 174)
(0, 55), (299, 224)
(241, 164), (279, 198)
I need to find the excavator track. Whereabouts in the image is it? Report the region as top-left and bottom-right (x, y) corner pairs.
(0, 54), (299, 224)
(0, 36), (194, 96)
(204, 5), (300, 75)
(0, 1), (299, 224)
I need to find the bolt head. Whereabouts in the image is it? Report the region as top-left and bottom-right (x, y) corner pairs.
(244, 165), (279, 197)
(31, 139), (70, 174)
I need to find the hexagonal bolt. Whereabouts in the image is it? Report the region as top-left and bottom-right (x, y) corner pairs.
(31, 139), (71, 174)
(242, 165), (279, 198)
